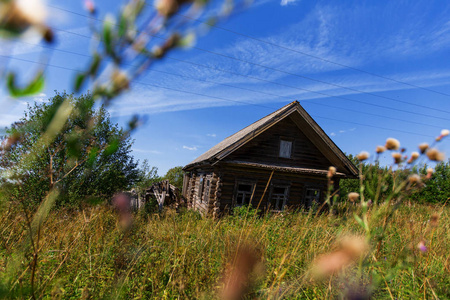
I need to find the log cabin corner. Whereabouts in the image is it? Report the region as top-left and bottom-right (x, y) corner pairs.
(182, 101), (358, 216)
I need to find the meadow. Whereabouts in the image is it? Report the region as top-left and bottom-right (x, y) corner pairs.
(1, 202), (448, 299)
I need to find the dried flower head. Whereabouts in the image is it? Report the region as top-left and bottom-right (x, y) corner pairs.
(312, 235), (368, 279)
(407, 151), (420, 164)
(375, 145), (386, 154)
(348, 192), (359, 202)
(408, 174), (421, 185)
(430, 213), (439, 227)
(392, 152), (403, 164)
(436, 129), (450, 141)
(111, 69), (130, 92)
(418, 143), (429, 154)
(327, 166), (336, 178)
(356, 151), (370, 161)
(429, 213), (439, 227)
(426, 148), (445, 161)
(385, 138), (400, 150)
(426, 167), (434, 179)
(155, 0), (193, 17)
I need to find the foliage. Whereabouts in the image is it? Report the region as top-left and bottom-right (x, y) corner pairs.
(411, 160), (450, 203)
(135, 159), (161, 192)
(162, 166), (184, 191)
(0, 92), (139, 207)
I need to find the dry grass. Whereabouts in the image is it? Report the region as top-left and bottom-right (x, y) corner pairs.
(0, 202), (449, 299)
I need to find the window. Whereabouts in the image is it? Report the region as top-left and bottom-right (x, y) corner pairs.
(235, 182), (255, 206)
(305, 188), (321, 208)
(269, 185), (289, 211)
(279, 140), (292, 158)
(198, 176), (204, 202)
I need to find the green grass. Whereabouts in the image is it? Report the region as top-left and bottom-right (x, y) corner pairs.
(1, 203), (449, 299)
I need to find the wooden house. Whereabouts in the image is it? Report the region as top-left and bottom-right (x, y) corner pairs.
(182, 101), (358, 216)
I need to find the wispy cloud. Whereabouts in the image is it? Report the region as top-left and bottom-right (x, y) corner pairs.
(280, 0), (299, 6)
(183, 145), (198, 151)
(133, 148), (162, 155)
(206, 133), (216, 137)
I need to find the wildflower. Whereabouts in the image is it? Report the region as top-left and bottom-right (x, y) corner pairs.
(392, 153), (403, 164)
(436, 129), (450, 141)
(155, 0), (193, 18)
(375, 145), (386, 154)
(385, 138), (400, 150)
(418, 143), (429, 154)
(111, 69), (130, 92)
(407, 152), (420, 164)
(426, 148), (445, 161)
(348, 192), (359, 202)
(408, 174), (421, 185)
(312, 235), (368, 279)
(426, 167), (434, 179)
(356, 151), (369, 161)
(84, 0), (96, 14)
(417, 241), (427, 253)
(327, 166), (336, 178)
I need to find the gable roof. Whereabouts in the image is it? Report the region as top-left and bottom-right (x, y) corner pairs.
(184, 101), (358, 177)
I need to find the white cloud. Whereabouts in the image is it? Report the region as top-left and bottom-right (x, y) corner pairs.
(183, 145), (198, 151)
(330, 132), (336, 136)
(133, 148), (162, 155)
(206, 133), (216, 137)
(280, 0), (299, 6)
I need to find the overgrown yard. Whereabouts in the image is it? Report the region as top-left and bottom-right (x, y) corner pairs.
(1, 203), (448, 299)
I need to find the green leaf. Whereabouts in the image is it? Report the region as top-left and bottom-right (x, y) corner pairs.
(7, 71), (45, 98)
(74, 73), (87, 92)
(103, 16), (114, 56)
(354, 213), (367, 230)
(105, 139), (119, 155)
(89, 54), (101, 76)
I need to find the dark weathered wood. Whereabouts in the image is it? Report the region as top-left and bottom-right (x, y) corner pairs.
(182, 101), (357, 215)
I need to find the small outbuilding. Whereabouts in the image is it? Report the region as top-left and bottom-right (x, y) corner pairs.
(182, 101), (358, 216)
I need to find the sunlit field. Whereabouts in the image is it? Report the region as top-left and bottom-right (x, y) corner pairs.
(1, 202), (448, 299)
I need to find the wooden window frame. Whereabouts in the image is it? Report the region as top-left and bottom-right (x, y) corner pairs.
(268, 184), (290, 211)
(303, 186), (322, 209)
(233, 180), (256, 207)
(278, 137), (294, 159)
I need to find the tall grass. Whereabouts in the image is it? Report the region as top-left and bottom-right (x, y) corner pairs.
(1, 202), (448, 299)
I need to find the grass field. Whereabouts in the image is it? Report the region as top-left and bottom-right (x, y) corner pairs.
(1, 202), (448, 299)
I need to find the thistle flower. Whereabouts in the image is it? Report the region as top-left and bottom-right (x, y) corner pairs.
(375, 145), (386, 154)
(418, 143), (429, 154)
(436, 129), (450, 141)
(407, 151), (420, 164)
(111, 69), (130, 92)
(84, 0), (96, 14)
(356, 151), (369, 161)
(311, 235), (368, 279)
(417, 241), (427, 253)
(348, 192), (359, 202)
(155, 0), (193, 18)
(426, 148), (445, 161)
(426, 167), (434, 179)
(408, 174), (421, 185)
(385, 138), (400, 150)
(392, 152), (403, 164)
(327, 166), (336, 178)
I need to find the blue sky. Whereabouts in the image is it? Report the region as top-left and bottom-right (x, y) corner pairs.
(1, 0), (450, 175)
